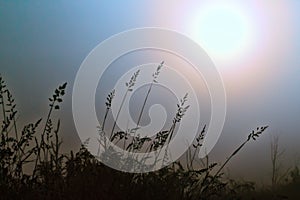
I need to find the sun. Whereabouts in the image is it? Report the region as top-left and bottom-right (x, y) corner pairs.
(190, 3), (253, 60)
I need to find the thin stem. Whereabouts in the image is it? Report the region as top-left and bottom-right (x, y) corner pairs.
(200, 126), (268, 196)
(161, 123), (176, 165)
(33, 103), (54, 176)
(214, 139), (248, 178)
(42, 105), (54, 156)
(12, 115), (20, 176)
(110, 90), (129, 140)
(0, 83), (7, 140)
(32, 82), (68, 176)
(136, 82), (153, 128)
(102, 108), (109, 131)
(97, 108), (110, 156)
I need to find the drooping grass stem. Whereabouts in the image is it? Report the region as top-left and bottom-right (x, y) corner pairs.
(200, 126), (268, 195)
(214, 126), (268, 178)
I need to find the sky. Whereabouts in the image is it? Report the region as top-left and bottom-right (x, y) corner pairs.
(0, 0), (300, 182)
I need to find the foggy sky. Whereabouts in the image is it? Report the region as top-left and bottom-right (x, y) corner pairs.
(1, 1), (300, 183)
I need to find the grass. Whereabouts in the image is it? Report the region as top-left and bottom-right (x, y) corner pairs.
(0, 67), (299, 200)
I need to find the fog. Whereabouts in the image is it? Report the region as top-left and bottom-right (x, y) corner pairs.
(1, 1), (300, 183)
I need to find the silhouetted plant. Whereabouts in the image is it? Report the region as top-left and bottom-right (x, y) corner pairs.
(33, 82), (67, 178)
(110, 69), (140, 139)
(136, 61), (164, 128)
(1, 68), (288, 200)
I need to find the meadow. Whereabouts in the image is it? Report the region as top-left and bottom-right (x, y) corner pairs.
(0, 70), (299, 200)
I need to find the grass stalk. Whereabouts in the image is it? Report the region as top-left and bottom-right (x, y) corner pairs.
(33, 82), (66, 177)
(136, 61), (164, 128)
(110, 70), (139, 140)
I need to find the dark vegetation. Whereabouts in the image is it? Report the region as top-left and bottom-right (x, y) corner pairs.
(0, 66), (299, 199)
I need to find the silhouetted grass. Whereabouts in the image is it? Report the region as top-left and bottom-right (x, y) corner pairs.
(0, 70), (298, 200)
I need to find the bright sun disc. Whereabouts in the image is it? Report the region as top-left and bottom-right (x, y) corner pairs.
(192, 4), (253, 60)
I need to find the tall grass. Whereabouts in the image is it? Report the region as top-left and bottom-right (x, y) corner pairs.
(1, 69), (297, 200)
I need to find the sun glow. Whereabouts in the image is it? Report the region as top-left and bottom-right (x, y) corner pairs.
(190, 3), (253, 60)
